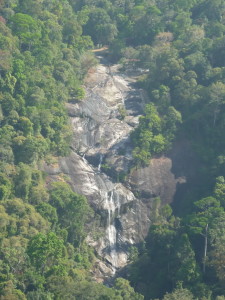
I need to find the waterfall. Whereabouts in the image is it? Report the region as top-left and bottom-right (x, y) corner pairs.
(115, 191), (121, 217)
(82, 153), (87, 162)
(105, 190), (122, 273)
(98, 154), (103, 171)
(57, 60), (145, 277)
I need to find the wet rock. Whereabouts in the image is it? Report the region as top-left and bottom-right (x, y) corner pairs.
(59, 150), (145, 271)
(43, 59), (194, 280)
(54, 62), (148, 276)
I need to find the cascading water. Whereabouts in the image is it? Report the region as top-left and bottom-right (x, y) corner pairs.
(98, 154), (103, 172)
(105, 190), (118, 273)
(56, 61), (149, 279)
(82, 153), (87, 163)
(45, 57), (190, 282)
(115, 191), (121, 217)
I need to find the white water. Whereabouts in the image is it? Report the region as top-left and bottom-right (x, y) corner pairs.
(59, 60), (146, 278)
(105, 190), (122, 273)
(98, 154), (103, 171)
(82, 153), (87, 163)
(115, 191), (121, 217)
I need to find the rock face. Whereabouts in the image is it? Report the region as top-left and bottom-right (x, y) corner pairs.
(44, 58), (193, 280)
(128, 157), (186, 205)
(59, 61), (147, 277)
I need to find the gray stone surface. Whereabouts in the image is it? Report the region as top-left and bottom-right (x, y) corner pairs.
(43, 60), (193, 280)
(128, 157), (186, 205)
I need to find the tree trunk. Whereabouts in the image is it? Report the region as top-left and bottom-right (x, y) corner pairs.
(203, 223), (208, 273)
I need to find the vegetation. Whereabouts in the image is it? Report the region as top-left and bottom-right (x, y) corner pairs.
(0, 0), (142, 298)
(1, 0), (225, 299)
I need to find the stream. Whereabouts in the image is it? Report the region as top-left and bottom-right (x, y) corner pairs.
(60, 58), (146, 277)
(44, 57), (190, 280)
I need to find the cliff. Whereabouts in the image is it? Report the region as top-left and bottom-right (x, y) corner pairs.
(43, 58), (197, 280)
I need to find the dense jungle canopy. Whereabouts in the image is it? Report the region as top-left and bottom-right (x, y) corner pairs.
(1, 0), (225, 299)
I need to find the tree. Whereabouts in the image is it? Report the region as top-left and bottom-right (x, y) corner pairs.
(0, 93), (18, 116)
(14, 163), (32, 200)
(160, 284), (194, 300)
(17, 117), (33, 136)
(127, 206), (181, 299)
(114, 278), (144, 300)
(173, 71), (200, 114)
(27, 86), (45, 107)
(151, 85), (171, 113)
(0, 280), (26, 300)
(96, 23), (118, 44)
(10, 13), (41, 50)
(13, 135), (49, 164)
(170, 12), (192, 38)
(46, 275), (122, 300)
(172, 234), (200, 284)
(36, 202), (58, 226)
(0, 236), (28, 278)
(163, 106), (182, 142)
(27, 232), (65, 274)
(131, 103), (178, 166)
(49, 182), (92, 245)
(214, 176), (225, 206)
(0, 173), (12, 200)
(62, 20), (82, 45)
(40, 11), (62, 43)
(53, 60), (73, 83)
(208, 215), (225, 287)
(29, 184), (49, 205)
(208, 82), (225, 127)
(0, 51), (12, 75)
(84, 8), (117, 44)
(186, 197), (224, 273)
(130, 5), (163, 45)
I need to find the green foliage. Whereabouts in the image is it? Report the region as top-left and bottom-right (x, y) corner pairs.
(131, 103), (181, 165)
(36, 203), (58, 225)
(114, 277), (144, 299)
(49, 182), (92, 245)
(84, 7), (117, 44)
(128, 201), (203, 299)
(10, 13), (41, 50)
(2, 0), (225, 299)
(128, 246), (139, 263)
(43, 273), (144, 299)
(0, 280), (26, 300)
(118, 104), (127, 119)
(27, 232), (65, 274)
(160, 283), (194, 300)
(47, 275), (116, 299)
(214, 176), (225, 207)
(172, 234), (200, 284)
(0, 1), (116, 298)
(69, 86), (86, 102)
(0, 173), (12, 201)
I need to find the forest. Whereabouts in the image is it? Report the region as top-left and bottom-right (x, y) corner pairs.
(1, 0), (225, 299)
